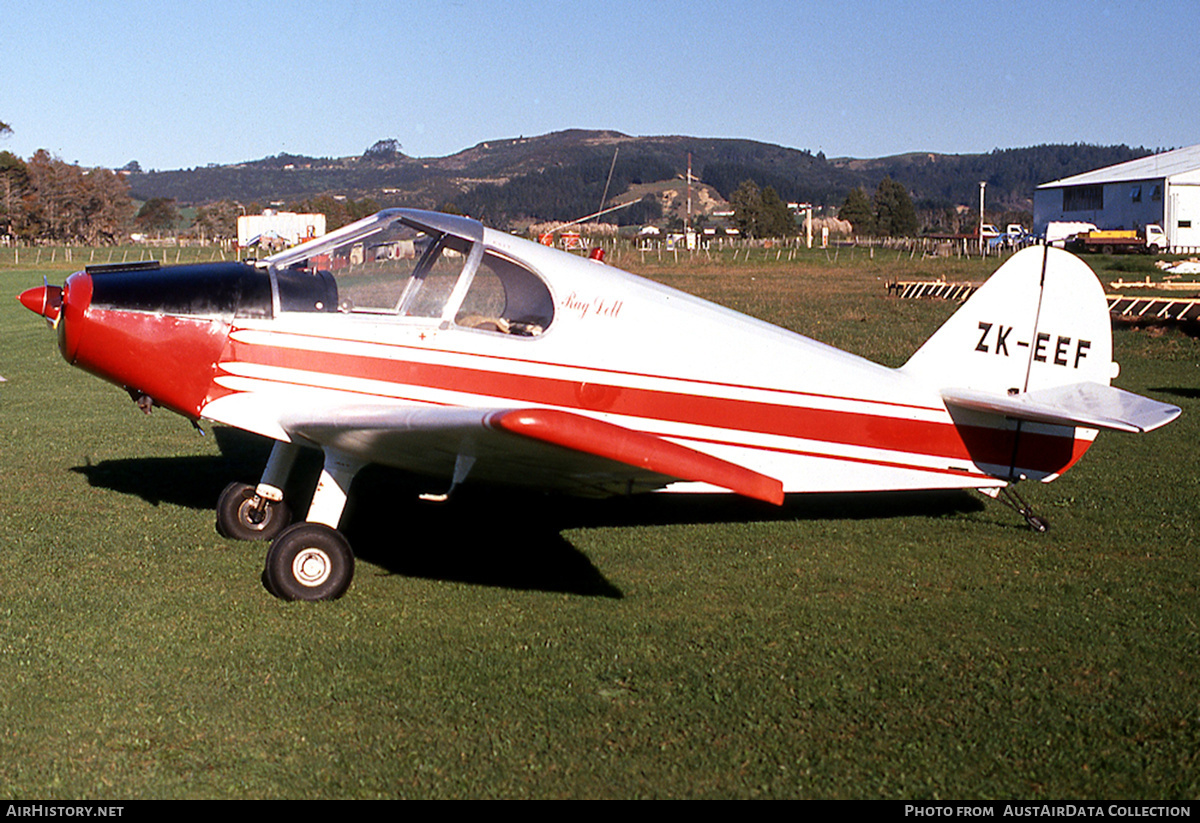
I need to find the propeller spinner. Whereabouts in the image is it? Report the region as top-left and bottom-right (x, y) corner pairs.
(17, 281), (63, 324)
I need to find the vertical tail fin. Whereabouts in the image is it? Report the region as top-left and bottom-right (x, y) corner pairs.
(901, 246), (1117, 394)
(903, 246), (1178, 445)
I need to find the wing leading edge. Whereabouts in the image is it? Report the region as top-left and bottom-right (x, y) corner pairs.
(279, 404), (785, 505)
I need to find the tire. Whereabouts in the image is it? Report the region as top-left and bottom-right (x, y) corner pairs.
(263, 523), (354, 601)
(216, 482), (291, 542)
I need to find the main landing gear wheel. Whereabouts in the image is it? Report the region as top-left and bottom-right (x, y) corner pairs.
(216, 481), (292, 542)
(263, 523), (354, 601)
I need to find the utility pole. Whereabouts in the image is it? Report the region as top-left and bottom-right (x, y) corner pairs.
(978, 181), (987, 255)
(686, 153), (695, 250)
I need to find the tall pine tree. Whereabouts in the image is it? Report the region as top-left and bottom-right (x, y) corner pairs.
(872, 177), (918, 237)
(838, 187), (874, 235)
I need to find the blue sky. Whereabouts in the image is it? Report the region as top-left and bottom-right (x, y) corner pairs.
(1, 0), (1195, 171)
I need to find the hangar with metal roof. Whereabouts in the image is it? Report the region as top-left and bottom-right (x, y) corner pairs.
(1033, 145), (1200, 251)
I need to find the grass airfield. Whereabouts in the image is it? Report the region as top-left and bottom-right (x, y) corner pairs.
(0, 247), (1197, 799)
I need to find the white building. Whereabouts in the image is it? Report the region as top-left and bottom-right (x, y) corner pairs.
(1033, 145), (1200, 252)
(237, 210), (326, 249)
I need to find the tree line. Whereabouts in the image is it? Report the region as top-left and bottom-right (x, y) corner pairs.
(0, 145), (1022, 246)
(836, 177), (920, 237)
(1, 150), (134, 244)
(0, 121), (1154, 244)
(0, 149), (387, 245)
(728, 180), (797, 239)
(724, 176), (923, 239)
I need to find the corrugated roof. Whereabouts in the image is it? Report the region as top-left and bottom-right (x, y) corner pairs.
(1037, 144), (1200, 188)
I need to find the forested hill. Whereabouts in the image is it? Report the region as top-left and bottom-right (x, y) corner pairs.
(126, 130), (1151, 225)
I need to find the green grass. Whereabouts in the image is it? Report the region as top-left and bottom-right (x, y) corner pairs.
(1, 250), (1198, 799)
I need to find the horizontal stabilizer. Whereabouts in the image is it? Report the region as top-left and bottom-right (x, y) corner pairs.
(942, 382), (1180, 434)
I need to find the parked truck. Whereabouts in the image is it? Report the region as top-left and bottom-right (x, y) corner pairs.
(1067, 224), (1167, 254)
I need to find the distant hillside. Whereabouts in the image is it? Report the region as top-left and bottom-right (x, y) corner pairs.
(126, 131), (1152, 227)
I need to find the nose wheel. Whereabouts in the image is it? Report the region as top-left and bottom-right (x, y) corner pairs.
(263, 523), (355, 601)
(215, 481), (292, 541)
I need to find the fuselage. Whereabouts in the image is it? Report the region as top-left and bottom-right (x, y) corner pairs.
(31, 218), (1094, 498)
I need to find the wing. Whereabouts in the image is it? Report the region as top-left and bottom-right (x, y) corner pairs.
(274, 404), (784, 505)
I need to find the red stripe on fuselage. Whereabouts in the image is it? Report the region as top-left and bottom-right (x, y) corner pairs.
(221, 334), (1092, 478)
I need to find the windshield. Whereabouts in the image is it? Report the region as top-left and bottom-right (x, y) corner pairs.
(276, 218), (469, 317)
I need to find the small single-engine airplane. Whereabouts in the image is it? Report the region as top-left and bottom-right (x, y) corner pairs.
(18, 209), (1180, 601)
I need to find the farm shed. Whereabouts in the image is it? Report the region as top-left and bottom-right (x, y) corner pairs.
(1033, 144), (1200, 252)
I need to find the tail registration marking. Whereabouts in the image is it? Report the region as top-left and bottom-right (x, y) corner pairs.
(976, 322), (1091, 368)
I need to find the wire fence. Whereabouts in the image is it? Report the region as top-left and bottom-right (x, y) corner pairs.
(0, 243), (247, 268)
(2, 236), (1195, 272)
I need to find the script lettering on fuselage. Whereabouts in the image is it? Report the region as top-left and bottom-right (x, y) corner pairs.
(560, 291), (624, 320)
(975, 321), (1091, 368)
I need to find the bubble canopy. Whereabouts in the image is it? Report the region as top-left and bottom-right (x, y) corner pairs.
(263, 209), (554, 336)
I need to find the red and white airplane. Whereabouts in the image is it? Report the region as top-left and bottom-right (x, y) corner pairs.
(18, 209), (1180, 600)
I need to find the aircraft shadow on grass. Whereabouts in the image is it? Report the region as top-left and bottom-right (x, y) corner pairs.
(71, 427), (984, 599)
(1149, 386), (1200, 400)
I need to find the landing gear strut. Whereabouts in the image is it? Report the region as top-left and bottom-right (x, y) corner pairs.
(215, 440), (302, 541)
(996, 486), (1049, 533)
(261, 447), (364, 601)
(215, 440), (365, 601)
